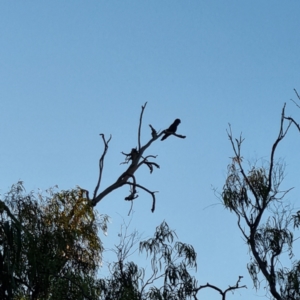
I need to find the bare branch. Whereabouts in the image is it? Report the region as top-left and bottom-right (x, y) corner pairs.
(138, 102), (147, 151)
(290, 88), (300, 108)
(90, 104), (185, 211)
(93, 134), (112, 200)
(290, 99), (300, 109)
(284, 116), (300, 132)
(294, 88), (300, 100)
(237, 212), (249, 241)
(137, 155), (160, 174)
(123, 174), (138, 201)
(120, 148), (139, 165)
(267, 104), (291, 199)
(222, 276), (247, 299)
(195, 276), (246, 300)
(284, 89), (300, 130)
(124, 181), (157, 213)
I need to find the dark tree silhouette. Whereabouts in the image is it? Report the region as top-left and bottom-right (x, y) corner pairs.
(89, 103), (185, 212)
(222, 91), (300, 299)
(0, 183), (107, 300)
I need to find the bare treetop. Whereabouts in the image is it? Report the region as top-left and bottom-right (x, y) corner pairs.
(86, 103), (186, 213)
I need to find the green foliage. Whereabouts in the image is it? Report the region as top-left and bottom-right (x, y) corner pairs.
(0, 181), (247, 300)
(99, 221), (198, 300)
(0, 182), (108, 300)
(222, 119), (300, 300)
(0, 181), (246, 300)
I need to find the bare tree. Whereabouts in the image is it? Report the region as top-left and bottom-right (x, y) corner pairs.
(87, 103), (186, 212)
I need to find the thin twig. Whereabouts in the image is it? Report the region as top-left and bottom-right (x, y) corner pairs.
(294, 88), (300, 100)
(284, 116), (300, 132)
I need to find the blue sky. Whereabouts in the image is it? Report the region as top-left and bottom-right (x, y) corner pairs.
(1, 1), (300, 299)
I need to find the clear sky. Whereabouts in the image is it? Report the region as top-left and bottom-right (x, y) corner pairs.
(1, 1), (300, 299)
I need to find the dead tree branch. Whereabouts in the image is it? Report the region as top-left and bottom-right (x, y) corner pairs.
(284, 116), (300, 132)
(284, 89), (300, 131)
(93, 134), (112, 199)
(195, 276), (246, 300)
(89, 103), (185, 212)
(290, 88), (300, 108)
(138, 102), (147, 151)
(124, 181), (157, 213)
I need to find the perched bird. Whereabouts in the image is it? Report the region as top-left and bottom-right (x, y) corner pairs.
(161, 119), (181, 141)
(149, 124), (158, 138)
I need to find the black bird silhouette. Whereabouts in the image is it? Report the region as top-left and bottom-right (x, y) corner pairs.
(161, 119), (181, 141)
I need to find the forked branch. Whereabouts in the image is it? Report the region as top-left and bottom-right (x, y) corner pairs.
(89, 103), (185, 212)
(195, 276), (246, 300)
